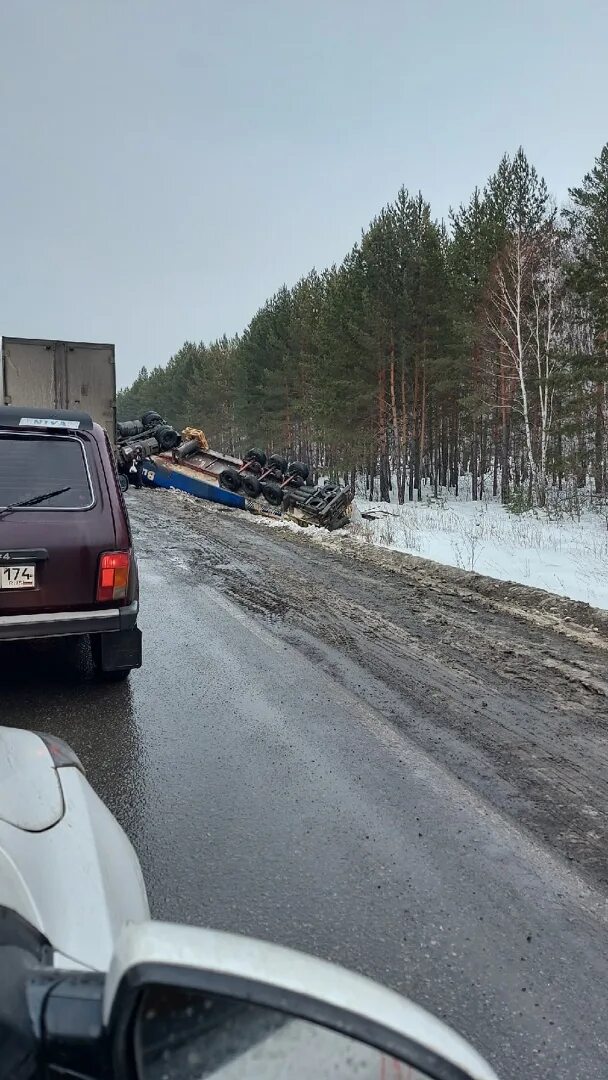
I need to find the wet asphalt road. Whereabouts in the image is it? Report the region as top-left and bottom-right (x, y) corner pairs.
(1, 491), (607, 1080)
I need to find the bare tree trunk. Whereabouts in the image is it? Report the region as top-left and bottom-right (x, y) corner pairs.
(408, 363), (417, 500)
(399, 366), (408, 503)
(471, 419), (478, 501)
(428, 412), (434, 492)
(450, 407), (460, 495)
(378, 365), (390, 501)
(440, 415), (448, 488)
(493, 419), (499, 498)
(412, 363), (420, 500)
(419, 366), (426, 498)
(499, 353), (511, 503)
(595, 380), (605, 495)
(556, 407), (563, 491)
(479, 415), (487, 498)
(389, 350), (403, 503)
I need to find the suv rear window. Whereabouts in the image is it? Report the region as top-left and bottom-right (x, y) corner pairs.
(0, 434), (94, 509)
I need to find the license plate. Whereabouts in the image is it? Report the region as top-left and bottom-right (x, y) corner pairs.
(0, 565), (36, 589)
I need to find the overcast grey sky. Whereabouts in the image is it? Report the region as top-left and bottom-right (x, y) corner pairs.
(0, 1), (606, 387)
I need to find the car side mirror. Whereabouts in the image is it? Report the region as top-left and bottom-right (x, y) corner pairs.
(104, 922), (499, 1080)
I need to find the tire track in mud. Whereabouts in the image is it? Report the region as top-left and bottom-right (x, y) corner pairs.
(130, 491), (608, 890)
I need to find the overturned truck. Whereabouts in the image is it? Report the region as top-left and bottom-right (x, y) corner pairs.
(116, 414), (353, 531)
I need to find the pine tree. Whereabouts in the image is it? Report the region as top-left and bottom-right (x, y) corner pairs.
(449, 189), (499, 497)
(565, 143), (608, 492)
(117, 146), (608, 510)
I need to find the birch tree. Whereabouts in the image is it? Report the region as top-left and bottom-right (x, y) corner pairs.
(486, 218), (563, 505)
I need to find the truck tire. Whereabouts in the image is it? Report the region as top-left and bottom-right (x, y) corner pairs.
(268, 454), (288, 474)
(141, 411), (164, 429)
(260, 481), (284, 507)
(154, 425), (181, 451)
(244, 448), (267, 468)
(288, 461), (310, 481)
(220, 468), (242, 492)
(117, 420), (144, 439)
(241, 474), (262, 498)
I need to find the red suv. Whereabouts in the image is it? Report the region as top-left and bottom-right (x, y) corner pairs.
(0, 406), (141, 680)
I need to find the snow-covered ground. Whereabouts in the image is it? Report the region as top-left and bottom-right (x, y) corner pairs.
(171, 480), (608, 611)
(352, 485), (608, 610)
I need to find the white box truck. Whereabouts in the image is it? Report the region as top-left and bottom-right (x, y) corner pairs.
(1, 337), (116, 441)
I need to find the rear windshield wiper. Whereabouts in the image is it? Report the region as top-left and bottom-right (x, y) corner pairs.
(0, 486), (72, 521)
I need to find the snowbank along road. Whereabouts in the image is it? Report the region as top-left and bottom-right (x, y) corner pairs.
(2, 487), (607, 1080)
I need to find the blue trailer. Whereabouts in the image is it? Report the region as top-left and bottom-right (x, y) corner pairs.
(141, 455), (247, 510)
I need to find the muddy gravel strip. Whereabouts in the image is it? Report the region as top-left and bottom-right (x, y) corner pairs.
(129, 491), (608, 892)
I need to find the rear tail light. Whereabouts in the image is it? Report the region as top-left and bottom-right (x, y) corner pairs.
(97, 551), (130, 602)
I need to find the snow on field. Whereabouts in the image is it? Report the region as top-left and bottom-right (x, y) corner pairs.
(351, 483), (608, 610)
(172, 480), (608, 611)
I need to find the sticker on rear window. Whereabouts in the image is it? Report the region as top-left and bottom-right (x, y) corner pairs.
(19, 417), (81, 430)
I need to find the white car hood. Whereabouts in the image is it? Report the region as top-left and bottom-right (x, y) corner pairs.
(0, 727), (64, 830)
(0, 729), (150, 968)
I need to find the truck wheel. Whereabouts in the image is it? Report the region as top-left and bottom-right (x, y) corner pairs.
(268, 454), (288, 474)
(260, 481), (284, 507)
(241, 474), (261, 498)
(244, 448), (267, 468)
(117, 420), (144, 439)
(288, 461), (310, 481)
(141, 411), (163, 428)
(154, 425), (181, 451)
(220, 468), (242, 492)
(287, 475), (304, 488)
(119, 472), (129, 493)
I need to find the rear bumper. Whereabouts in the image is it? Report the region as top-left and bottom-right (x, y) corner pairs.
(0, 599), (139, 642)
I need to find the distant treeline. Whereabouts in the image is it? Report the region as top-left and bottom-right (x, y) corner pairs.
(118, 144), (608, 506)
